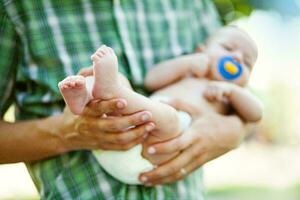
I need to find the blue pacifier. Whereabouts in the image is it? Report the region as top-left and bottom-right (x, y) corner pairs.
(218, 56), (243, 81)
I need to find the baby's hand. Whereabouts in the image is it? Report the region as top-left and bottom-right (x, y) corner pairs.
(203, 82), (233, 104)
(187, 54), (210, 78)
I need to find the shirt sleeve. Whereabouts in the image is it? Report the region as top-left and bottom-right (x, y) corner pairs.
(0, 5), (19, 118)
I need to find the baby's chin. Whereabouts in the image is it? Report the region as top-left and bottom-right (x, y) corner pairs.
(226, 77), (249, 87)
(234, 79), (249, 87)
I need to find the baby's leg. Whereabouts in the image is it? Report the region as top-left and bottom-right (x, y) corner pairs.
(58, 75), (92, 115)
(91, 45), (181, 154)
(91, 45), (120, 100)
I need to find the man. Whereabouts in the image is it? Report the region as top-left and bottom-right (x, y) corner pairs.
(0, 0), (247, 199)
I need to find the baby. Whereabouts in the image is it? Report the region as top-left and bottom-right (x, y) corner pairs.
(58, 26), (262, 184)
(145, 26), (262, 123)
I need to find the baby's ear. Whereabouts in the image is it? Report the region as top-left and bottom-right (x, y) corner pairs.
(195, 44), (205, 53)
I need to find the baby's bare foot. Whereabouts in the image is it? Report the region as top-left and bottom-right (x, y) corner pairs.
(91, 45), (120, 100)
(58, 75), (91, 115)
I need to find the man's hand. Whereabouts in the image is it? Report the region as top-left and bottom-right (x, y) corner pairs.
(58, 66), (155, 151)
(139, 100), (245, 185)
(60, 98), (155, 152)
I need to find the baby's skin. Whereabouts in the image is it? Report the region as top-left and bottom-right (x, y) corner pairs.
(145, 26), (262, 123)
(58, 45), (181, 165)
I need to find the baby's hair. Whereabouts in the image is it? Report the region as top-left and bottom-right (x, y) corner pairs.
(225, 24), (249, 36)
(195, 25), (242, 51)
(208, 25), (241, 40)
(204, 24), (252, 46)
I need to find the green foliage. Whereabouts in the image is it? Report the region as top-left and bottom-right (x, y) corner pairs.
(212, 0), (254, 23)
(213, 0), (300, 23)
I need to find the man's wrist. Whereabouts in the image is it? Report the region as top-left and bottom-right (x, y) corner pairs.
(37, 114), (75, 155)
(0, 114), (76, 163)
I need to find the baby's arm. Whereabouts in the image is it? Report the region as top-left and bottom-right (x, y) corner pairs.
(145, 53), (209, 91)
(204, 82), (263, 122)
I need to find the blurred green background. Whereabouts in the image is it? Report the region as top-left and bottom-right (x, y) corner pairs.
(1, 0), (300, 199)
(208, 0), (300, 199)
(213, 0), (300, 23)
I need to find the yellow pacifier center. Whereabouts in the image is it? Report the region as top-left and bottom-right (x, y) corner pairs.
(224, 61), (238, 75)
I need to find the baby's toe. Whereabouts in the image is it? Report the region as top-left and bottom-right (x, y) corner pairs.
(97, 45), (108, 53)
(107, 47), (114, 54)
(69, 81), (76, 87)
(60, 84), (68, 90)
(74, 78), (85, 87)
(91, 53), (100, 61)
(58, 79), (69, 88)
(96, 51), (104, 57)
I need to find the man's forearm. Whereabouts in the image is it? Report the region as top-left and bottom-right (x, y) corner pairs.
(0, 115), (70, 164)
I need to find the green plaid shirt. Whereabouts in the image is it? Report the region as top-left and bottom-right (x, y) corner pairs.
(0, 0), (221, 199)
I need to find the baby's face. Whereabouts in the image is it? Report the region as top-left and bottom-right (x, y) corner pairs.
(205, 27), (258, 86)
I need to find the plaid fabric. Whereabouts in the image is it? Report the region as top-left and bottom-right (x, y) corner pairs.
(0, 0), (221, 199)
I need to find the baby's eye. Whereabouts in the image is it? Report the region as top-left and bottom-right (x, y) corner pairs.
(222, 44), (233, 51)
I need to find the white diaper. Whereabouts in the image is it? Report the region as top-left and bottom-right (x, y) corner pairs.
(93, 96), (192, 184)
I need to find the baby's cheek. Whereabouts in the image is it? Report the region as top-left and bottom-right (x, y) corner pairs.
(233, 70), (250, 86)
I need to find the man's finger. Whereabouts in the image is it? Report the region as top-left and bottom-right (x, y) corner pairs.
(146, 132), (192, 155)
(99, 136), (145, 151)
(147, 170), (184, 186)
(103, 122), (155, 144)
(83, 98), (127, 117)
(96, 111), (153, 132)
(140, 143), (201, 183)
(148, 156), (205, 185)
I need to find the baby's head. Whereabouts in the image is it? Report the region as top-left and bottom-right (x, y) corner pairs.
(202, 26), (258, 86)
